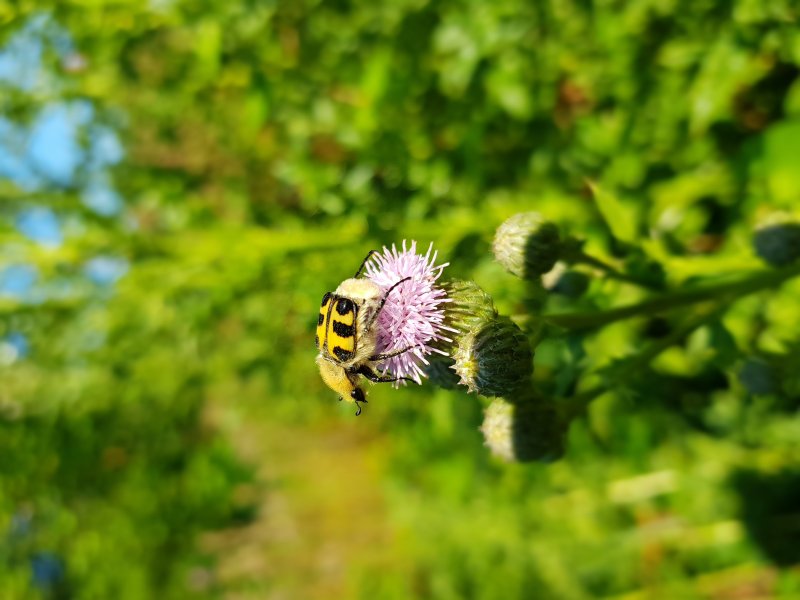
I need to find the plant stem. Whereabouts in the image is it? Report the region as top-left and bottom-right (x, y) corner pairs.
(544, 263), (800, 331)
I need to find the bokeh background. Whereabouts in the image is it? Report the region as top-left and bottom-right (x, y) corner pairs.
(2, 1), (800, 598)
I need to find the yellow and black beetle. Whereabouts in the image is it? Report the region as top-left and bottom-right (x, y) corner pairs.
(315, 251), (414, 415)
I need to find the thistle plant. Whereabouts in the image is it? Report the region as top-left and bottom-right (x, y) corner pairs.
(357, 206), (800, 464)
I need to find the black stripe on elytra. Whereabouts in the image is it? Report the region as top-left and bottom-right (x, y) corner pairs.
(336, 298), (354, 316)
(320, 292), (332, 307)
(332, 321), (355, 337)
(318, 314), (324, 326)
(333, 346), (353, 361)
(322, 295), (335, 352)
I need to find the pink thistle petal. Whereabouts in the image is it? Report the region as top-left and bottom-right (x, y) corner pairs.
(364, 241), (455, 386)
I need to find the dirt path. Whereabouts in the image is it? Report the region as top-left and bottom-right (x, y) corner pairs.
(203, 412), (395, 600)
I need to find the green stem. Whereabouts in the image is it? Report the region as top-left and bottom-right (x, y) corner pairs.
(544, 263), (800, 331)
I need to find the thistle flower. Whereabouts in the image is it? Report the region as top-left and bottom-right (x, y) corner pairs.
(481, 398), (566, 463)
(365, 241), (455, 384)
(493, 212), (561, 279)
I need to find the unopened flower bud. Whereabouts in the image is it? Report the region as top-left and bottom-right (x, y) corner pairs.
(452, 317), (533, 396)
(493, 212), (561, 279)
(480, 398), (566, 463)
(754, 223), (800, 267)
(440, 279), (498, 334)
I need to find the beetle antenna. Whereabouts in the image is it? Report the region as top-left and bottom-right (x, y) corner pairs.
(365, 276), (411, 331)
(353, 250), (378, 278)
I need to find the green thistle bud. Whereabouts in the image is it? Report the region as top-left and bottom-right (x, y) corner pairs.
(480, 398), (566, 463)
(493, 212), (561, 279)
(440, 279), (498, 334)
(754, 223), (800, 267)
(452, 317), (533, 396)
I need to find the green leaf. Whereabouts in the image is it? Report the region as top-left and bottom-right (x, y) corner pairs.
(709, 320), (739, 368)
(763, 119), (800, 207)
(589, 183), (638, 244)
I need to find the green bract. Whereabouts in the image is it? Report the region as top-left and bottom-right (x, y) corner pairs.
(440, 279), (498, 335)
(451, 317), (533, 396)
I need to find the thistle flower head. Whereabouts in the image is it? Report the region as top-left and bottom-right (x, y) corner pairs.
(365, 241), (454, 384)
(493, 212), (561, 279)
(481, 398), (566, 463)
(440, 279), (498, 336)
(451, 317), (533, 396)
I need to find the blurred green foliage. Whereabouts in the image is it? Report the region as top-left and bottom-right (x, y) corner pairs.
(1, 0), (800, 598)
